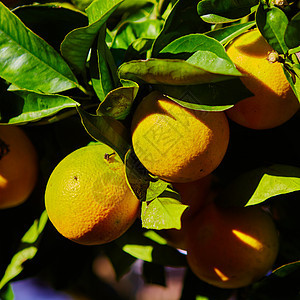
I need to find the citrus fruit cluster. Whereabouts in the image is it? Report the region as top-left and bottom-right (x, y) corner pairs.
(0, 125), (38, 209)
(43, 28), (298, 288)
(128, 28), (298, 289)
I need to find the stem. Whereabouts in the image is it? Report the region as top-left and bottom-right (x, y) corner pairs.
(76, 83), (93, 97)
(157, 0), (165, 16)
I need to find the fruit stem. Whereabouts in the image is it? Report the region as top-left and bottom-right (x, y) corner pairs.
(267, 51), (285, 64)
(104, 152), (116, 161)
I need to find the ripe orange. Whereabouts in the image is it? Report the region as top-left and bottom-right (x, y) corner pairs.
(45, 143), (140, 246)
(131, 91), (230, 183)
(0, 125), (38, 209)
(186, 203), (279, 289)
(225, 29), (299, 129)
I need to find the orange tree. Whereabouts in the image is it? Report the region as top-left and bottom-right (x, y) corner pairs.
(0, 0), (299, 299)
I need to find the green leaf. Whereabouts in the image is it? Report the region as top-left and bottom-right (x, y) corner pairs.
(0, 3), (78, 93)
(77, 106), (131, 160)
(273, 261), (300, 278)
(196, 297), (209, 300)
(0, 284), (14, 300)
(249, 261), (300, 300)
(246, 164), (300, 206)
(205, 21), (255, 46)
(151, 0), (211, 57)
(143, 262), (166, 286)
(124, 148), (174, 204)
(96, 79), (139, 120)
(118, 58), (241, 86)
(154, 77), (253, 111)
(103, 243), (137, 281)
(0, 211), (48, 290)
(22, 210), (48, 243)
(256, 4), (289, 54)
(145, 180), (171, 203)
(13, 4), (88, 52)
(141, 188), (188, 230)
(143, 230), (168, 245)
(118, 2), (156, 25)
(61, 0), (123, 72)
(285, 12), (300, 49)
(115, 225), (187, 266)
(0, 88), (79, 124)
(122, 244), (154, 263)
(160, 34), (242, 77)
(124, 148), (151, 201)
(217, 164), (300, 207)
(123, 38), (155, 62)
(197, 0), (258, 24)
(283, 63), (300, 101)
(112, 19), (163, 51)
(90, 25), (120, 100)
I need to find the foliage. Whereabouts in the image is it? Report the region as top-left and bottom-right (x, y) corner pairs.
(0, 0), (299, 299)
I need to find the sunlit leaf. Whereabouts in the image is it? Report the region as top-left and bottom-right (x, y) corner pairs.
(21, 210), (49, 244)
(141, 188), (188, 230)
(246, 164), (300, 206)
(118, 58), (241, 86)
(143, 230), (168, 245)
(217, 164), (300, 207)
(0, 3), (78, 93)
(205, 21), (255, 46)
(115, 225), (187, 266)
(111, 19), (162, 51)
(160, 34), (241, 76)
(145, 180), (171, 203)
(111, 19), (162, 64)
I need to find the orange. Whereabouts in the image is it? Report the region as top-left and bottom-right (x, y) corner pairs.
(131, 91), (230, 183)
(45, 143), (140, 246)
(225, 28), (299, 129)
(160, 175), (216, 250)
(186, 203), (279, 289)
(0, 125), (38, 209)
